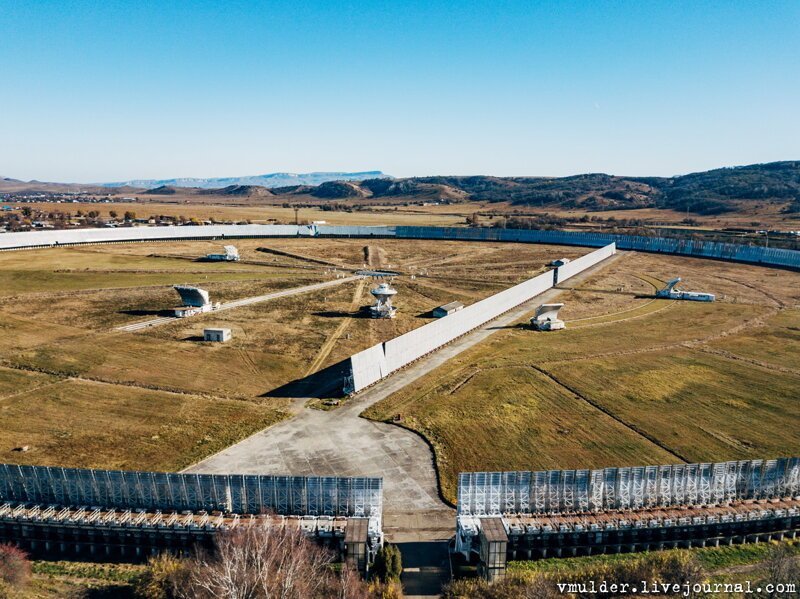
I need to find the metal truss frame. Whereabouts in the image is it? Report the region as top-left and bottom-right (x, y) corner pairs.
(0, 464), (383, 520)
(457, 458), (800, 516)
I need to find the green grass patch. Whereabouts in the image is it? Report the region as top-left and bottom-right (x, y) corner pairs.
(32, 560), (145, 583)
(508, 540), (800, 578)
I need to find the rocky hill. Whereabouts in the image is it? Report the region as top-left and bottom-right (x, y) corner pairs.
(143, 185), (179, 195)
(290, 161), (799, 215)
(310, 181), (369, 199)
(201, 185), (274, 197)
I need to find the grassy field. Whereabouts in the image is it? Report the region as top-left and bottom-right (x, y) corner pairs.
(22, 187), (798, 230)
(13, 560), (146, 598)
(366, 364), (677, 501)
(0, 377), (287, 470)
(0, 238), (580, 470)
(549, 349), (800, 462)
(365, 252), (800, 503)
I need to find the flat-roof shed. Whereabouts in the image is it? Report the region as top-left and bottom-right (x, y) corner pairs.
(204, 328), (232, 342)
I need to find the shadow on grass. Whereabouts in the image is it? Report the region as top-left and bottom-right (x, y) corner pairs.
(80, 586), (136, 599)
(562, 286), (646, 297)
(485, 323), (529, 331)
(119, 308), (174, 317)
(263, 359), (351, 399)
(312, 310), (368, 318)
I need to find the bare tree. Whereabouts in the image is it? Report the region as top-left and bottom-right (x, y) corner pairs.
(758, 544), (800, 598)
(174, 525), (356, 599)
(0, 543), (31, 590)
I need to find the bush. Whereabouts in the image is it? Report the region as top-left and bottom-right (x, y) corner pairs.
(134, 553), (188, 599)
(443, 576), (558, 598)
(0, 544), (30, 590)
(372, 545), (402, 583)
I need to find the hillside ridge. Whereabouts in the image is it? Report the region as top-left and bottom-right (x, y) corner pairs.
(3, 161), (799, 216)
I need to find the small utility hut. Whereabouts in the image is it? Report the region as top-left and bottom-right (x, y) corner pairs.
(478, 517), (508, 583)
(344, 517), (370, 575)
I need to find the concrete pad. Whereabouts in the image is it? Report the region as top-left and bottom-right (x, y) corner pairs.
(187, 407), (443, 513)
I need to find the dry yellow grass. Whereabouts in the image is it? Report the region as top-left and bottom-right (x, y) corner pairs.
(547, 349), (800, 463)
(365, 365), (677, 503)
(2, 237), (798, 479)
(0, 378), (288, 471)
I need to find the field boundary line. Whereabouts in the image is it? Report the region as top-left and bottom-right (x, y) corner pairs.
(697, 346), (800, 378)
(304, 278), (366, 377)
(530, 364), (691, 463)
(0, 361), (271, 404)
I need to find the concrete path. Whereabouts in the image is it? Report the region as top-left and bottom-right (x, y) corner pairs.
(115, 275), (360, 332)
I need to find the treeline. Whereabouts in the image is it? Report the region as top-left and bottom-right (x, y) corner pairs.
(466, 213), (650, 231)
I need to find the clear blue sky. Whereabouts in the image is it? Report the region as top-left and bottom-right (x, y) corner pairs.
(1, 0), (798, 182)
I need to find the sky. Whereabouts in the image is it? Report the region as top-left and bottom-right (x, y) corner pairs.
(1, 0), (799, 182)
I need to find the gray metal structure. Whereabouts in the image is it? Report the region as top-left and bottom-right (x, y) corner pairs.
(394, 227), (800, 270)
(0, 224), (797, 270)
(656, 277), (715, 302)
(173, 285), (211, 307)
(531, 303), (565, 331)
(457, 458), (800, 516)
(0, 463), (382, 520)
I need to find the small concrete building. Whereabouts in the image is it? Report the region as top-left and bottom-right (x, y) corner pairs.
(204, 328), (232, 342)
(433, 301), (464, 318)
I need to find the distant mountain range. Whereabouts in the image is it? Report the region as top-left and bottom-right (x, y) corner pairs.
(3, 162), (798, 216)
(102, 171), (388, 189)
(300, 161), (800, 215)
